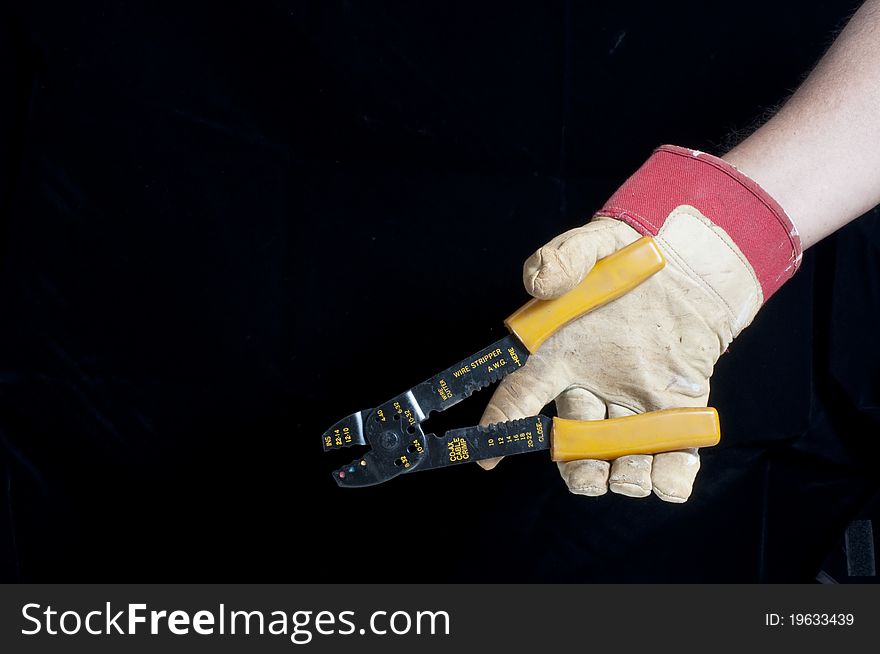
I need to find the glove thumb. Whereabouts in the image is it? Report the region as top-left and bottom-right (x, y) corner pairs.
(523, 218), (635, 299)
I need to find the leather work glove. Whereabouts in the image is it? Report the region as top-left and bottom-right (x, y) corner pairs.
(478, 145), (802, 502)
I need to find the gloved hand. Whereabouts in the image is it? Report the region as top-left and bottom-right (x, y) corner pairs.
(478, 145), (802, 502)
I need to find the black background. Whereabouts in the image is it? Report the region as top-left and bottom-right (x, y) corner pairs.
(1, 0), (878, 582)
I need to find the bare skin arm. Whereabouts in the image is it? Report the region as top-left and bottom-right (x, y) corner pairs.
(724, 0), (880, 249)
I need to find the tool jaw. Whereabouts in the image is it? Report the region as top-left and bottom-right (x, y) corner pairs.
(328, 393), (431, 488)
(321, 335), (530, 486)
(321, 410), (368, 451)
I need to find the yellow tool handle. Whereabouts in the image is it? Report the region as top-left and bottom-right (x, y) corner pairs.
(503, 236), (665, 353)
(550, 407), (720, 462)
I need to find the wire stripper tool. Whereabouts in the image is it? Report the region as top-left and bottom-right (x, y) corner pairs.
(322, 237), (721, 487)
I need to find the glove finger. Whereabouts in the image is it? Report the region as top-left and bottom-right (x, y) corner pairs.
(650, 382), (708, 503)
(555, 387), (610, 496)
(522, 219), (635, 300)
(607, 404), (654, 498)
(652, 448), (701, 503)
(477, 355), (566, 471)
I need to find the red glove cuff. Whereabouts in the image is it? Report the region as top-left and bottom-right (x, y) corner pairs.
(596, 145), (802, 301)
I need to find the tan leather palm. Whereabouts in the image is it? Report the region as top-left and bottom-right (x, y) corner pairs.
(478, 210), (762, 502)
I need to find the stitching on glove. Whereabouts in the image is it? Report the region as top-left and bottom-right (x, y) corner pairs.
(595, 207), (661, 234)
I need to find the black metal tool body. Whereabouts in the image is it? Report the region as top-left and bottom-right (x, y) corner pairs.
(323, 335), (535, 487)
(321, 237), (671, 488)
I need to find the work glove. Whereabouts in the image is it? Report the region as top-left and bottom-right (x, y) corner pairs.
(478, 145), (802, 502)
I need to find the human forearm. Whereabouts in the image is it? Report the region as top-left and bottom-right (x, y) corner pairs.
(723, 0), (880, 249)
